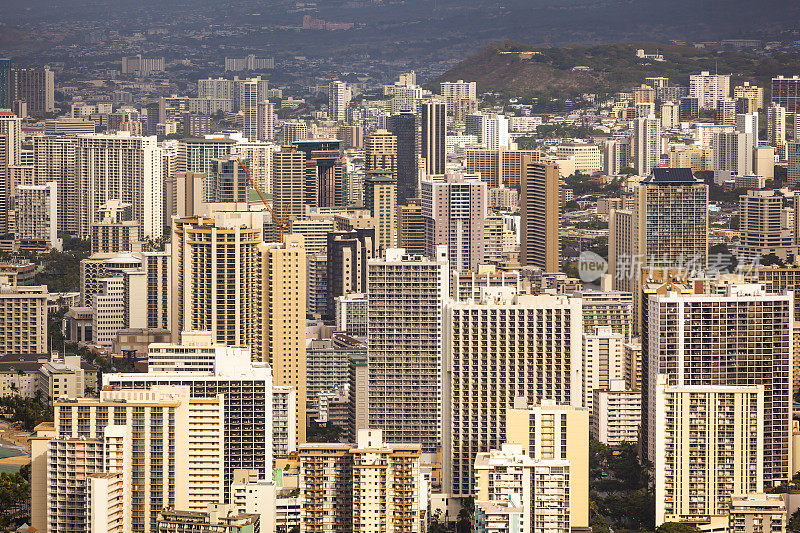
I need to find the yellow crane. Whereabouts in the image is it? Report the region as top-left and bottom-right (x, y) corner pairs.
(236, 157), (291, 243)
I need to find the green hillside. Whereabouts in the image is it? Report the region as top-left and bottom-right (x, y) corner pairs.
(433, 40), (800, 101)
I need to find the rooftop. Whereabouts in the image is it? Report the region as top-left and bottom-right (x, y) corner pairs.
(642, 167), (701, 184)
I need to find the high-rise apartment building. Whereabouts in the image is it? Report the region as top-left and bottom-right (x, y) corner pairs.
(328, 81), (351, 122)
(272, 146), (306, 222)
(293, 139), (345, 209)
(0, 59), (9, 108)
(582, 326), (625, 414)
(520, 160), (560, 271)
(298, 429), (424, 533)
(644, 285), (792, 486)
(105, 333), (275, 497)
(0, 284), (47, 355)
(32, 386), (225, 533)
(771, 76), (800, 114)
(474, 444), (571, 533)
(466, 148), (541, 189)
(609, 168), (708, 297)
(577, 290), (634, 342)
(654, 376), (764, 526)
(364, 171), (397, 251)
(420, 100), (446, 176)
(466, 113), (510, 150)
(738, 189), (795, 261)
(591, 380), (641, 446)
(421, 173), (487, 271)
(0, 110), (22, 235)
(387, 112), (418, 205)
(14, 181), (60, 250)
(76, 132), (163, 239)
(364, 129), (397, 181)
(325, 229), (376, 319)
(10, 68), (55, 115)
(178, 137), (236, 191)
(734, 82), (764, 110)
(398, 198), (425, 255)
(632, 114), (662, 176)
(262, 234), (308, 444)
(713, 131), (754, 184)
(690, 71), (731, 110)
(506, 401), (590, 529)
(768, 103), (787, 155)
(443, 290), (583, 498)
(171, 210), (264, 347)
(34, 135), (78, 235)
(367, 247), (448, 452)
(603, 138), (632, 176)
(208, 156), (250, 203)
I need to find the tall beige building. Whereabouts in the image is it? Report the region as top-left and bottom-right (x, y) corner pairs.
(171, 210), (265, 350)
(364, 171), (397, 251)
(654, 376), (764, 526)
(0, 284), (47, 355)
(520, 159), (560, 271)
(31, 386), (225, 533)
(582, 325), (625, 414)
(506, 401), (590, 529)
(443, 289), (583, 498)
(34, 134), (78, 235)
(272, 147), (306, 222)
(298, 429), (424, 533)
(262, 234), (307, 444)
(364, 129), (397, 182)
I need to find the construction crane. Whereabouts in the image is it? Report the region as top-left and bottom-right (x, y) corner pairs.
(236, 157), (291, 243)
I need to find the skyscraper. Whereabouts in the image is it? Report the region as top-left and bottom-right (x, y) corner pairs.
(272, 146), (306, 222)
(364, 129), (397, 181)
(367, 247), (448, 452)
(654, 376), (763, 526)
(325, 229), (376, 319)
(0, 110), (22, 235)
(293, 139), (345, 209)
(632, 113), (662, 176)
(34, 135), (78, 235)
(257, 100), (275, 141)
(104, 336), (274, 498)
(398, 198), (425, 255)
(771, 75), (800, 114)
(10, 68), (55, 115)
(689, 71), (731, 110)
(443, 290), (583, 498)
(767, 103), (786, 155)
(420, 100), (446, 176)
(0, 59), (9, 109)
(261, 234), (308, 444)
(76, 132), (164, 239)
(421, 172), (487, 272)
(170, 210), (265, 348)
(242, 80), (259, 141)
(644, 284), (792, 486)
(364, 170), (397, 251)
(328, 81), (351, 122)
(520, 159), (560, 271)
(387, 111), (418, 205)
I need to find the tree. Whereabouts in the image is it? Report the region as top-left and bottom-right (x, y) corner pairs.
(428, 510), (448, 533)
(789, 508), (800, 532)
(656, 522), (701, 533)
(456, 497), (473, 533)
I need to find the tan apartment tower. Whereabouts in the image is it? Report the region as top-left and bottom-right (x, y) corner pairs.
(520, 159), (560, 271)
